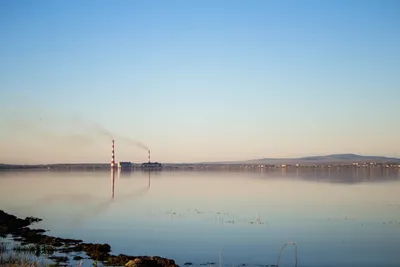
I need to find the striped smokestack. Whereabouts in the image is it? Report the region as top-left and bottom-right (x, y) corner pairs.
(148, 150), (150, 163)
(111, 139), (115, 168)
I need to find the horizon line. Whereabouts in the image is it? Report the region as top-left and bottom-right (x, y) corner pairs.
(2, 153), (400, 166)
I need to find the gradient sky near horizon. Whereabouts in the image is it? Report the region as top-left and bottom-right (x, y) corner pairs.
(1, 0), (399, 164)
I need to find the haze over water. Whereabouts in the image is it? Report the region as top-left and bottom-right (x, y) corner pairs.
(1, 169), (399, 267)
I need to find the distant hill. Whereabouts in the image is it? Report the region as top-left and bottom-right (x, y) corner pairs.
(198, 154), (400, 165)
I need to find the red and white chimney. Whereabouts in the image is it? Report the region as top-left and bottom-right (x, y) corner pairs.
(111, 139), (115, 168)
(148, 150), (150, 163)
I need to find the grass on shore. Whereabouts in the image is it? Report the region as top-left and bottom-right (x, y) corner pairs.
(0, 238), (46, 267)
(0, 255), (39, 267)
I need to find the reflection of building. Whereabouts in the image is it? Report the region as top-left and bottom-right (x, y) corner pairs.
(118, 168), (132, 179)
(118, 162), (133, 170)
(141, 162), (162, 170)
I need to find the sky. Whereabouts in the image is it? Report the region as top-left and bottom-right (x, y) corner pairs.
(0, 0), (399, 164)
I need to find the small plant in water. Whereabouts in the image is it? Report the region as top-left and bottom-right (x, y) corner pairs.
(0, 254), (38, 267)
(0, 238), (12, 254)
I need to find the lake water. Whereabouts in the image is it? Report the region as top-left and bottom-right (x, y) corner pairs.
(1, 168), (400, 267)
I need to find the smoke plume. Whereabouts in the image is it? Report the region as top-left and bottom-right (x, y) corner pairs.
(73, 117), (113, 140)
(117, 135), (149, 151)
(88, 122), (113, 140)
(2, 111), (150, 163)
(74, 115), (149, 151)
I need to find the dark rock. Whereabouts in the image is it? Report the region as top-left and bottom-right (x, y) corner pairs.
(125, 258), (143, 267)
(73, 255), (83, 260)
(58, 247), (76, 254)
(75, 243), (111, 261)
(106, 255), (178, 267)
(49, 256), (68, 262)
(184, 262), (193, 266)
(0, 210), (31, 231)
(0, 225), (8, 233)
(25, 216), (42, 223)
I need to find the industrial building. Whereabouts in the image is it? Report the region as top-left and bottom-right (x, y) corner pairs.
(118, 162), (133, 170)
(141, 162), (162, 169)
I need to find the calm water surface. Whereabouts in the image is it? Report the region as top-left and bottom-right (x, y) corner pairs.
(1, 169), (400, 267)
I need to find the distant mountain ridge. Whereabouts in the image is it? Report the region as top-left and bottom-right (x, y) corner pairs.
(198, 154), (400, 165)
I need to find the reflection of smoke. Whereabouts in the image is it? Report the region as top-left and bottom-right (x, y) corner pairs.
(10, 193), (98, 219)
(122, 187), (149, 202)
(26, 193), (97, 209)
(19, 171), (151, 227)
(68, 185), (150, 227)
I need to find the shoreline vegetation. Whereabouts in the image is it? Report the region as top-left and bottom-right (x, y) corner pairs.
(0, 210), (179, 267)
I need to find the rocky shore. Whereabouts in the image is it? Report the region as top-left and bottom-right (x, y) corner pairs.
(0, 209), (179, 267)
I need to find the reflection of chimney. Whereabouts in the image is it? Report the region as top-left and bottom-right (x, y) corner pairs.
(148, 150), (150, 163)
(111, 140), (115, 168)
(110, 168), (115, 200)
(148, 171), (151, 188)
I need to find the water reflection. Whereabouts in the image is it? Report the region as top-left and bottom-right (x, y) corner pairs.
(111, 168), (115, 200)
(1, 169), (400, 267)
(251, 167), (400, 184)
(0, 167), (399, 184)
(70, 169), (152, 226)
(113, 169), (151, 199)
(117, 168), (132, 179)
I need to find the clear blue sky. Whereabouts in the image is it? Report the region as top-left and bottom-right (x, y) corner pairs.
(0, 0), (399, 164)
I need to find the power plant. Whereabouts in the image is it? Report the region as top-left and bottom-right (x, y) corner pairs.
(111, 140), (162, 170)
(141, 150), (162, 170)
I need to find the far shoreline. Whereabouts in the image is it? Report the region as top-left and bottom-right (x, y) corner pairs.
(1, 161), (400, 172)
